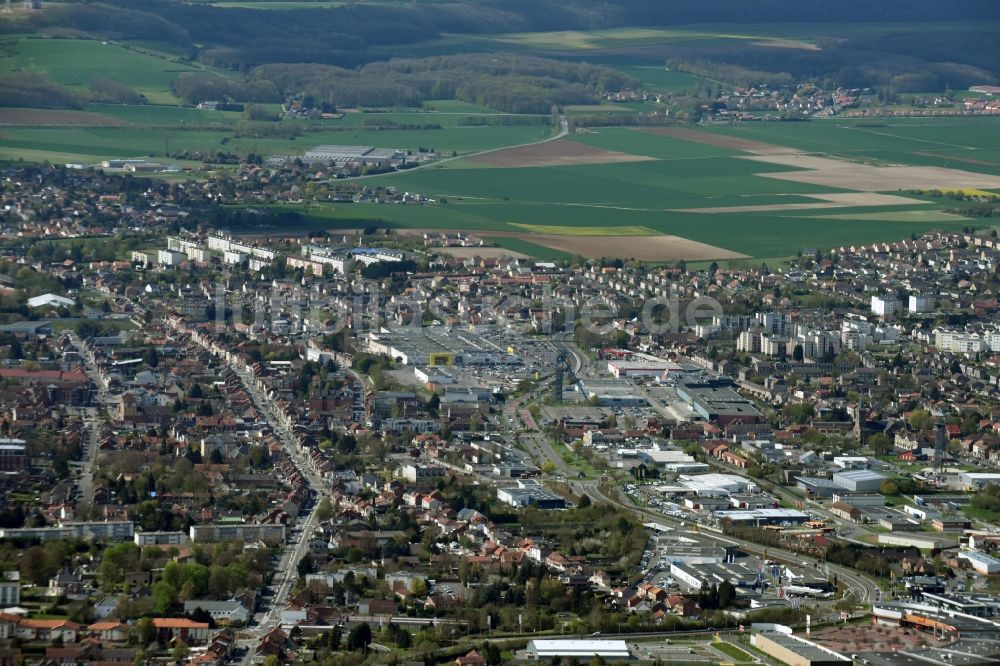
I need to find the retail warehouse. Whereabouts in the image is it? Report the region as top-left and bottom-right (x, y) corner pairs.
(366, 326), (521, 366)
(526, 639), (631, 661)
(751, 632), (850, 666)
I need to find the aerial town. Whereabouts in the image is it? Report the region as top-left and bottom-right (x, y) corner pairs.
(1, 162), (1000, 666)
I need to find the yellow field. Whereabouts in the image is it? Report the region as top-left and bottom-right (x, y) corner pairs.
(939, 188), (999, 198)
(509, 223), (659, 236)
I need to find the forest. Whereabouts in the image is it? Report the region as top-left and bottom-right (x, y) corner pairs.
(1, 0), (996, 74)
(0, 1), (997, 111)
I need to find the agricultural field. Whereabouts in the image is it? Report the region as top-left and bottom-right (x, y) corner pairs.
(296, 120), (1000, 261)
(402, 25), (822, 55)
(0, 121), (555, 165)
(0, 37), (223, 104)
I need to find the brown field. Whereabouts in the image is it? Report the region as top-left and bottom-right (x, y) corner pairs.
(741, 153), (1000, 191)
(634, 127), (796, 155)
(432, 246), (528, 259)
(0, 108), (129, 126)
(524, 233), (746, 261)
(468, 138), (656, 168)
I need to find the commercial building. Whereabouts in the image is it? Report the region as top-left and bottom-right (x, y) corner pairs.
(302, 145), (406, 164)
(714, 508), (810, 527)
(366, 326), (520, 367)
(831, 469), (886, 492)
(527, 640), (630, 661)
(751, 632), (850, 666)
(956, 550), (1000, 574)
(669, 561), (758, 590)
(189, 523), (286, 545)
(676, 379), (762, 427)
(655, 536), (727, 564)
(578, 379), (647, 406)
(678, 473), (758, 496)
(606, 358), (679, 379)
(496, 479), (566, 509)
(877, 532), (960, 550)
(959, 472), (1000, 490)
(830, 492), (884, 507)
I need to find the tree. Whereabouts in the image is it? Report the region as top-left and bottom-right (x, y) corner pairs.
(172, 640), (189, 662)
(315, 497), (333, 522)
(482, 642), (502, 666)
(135, 617), (155, 647)
(348, 622), (372, 652)
(326, 625), (343, 651)
(718, 581), (736, 609)
(868, 432), (892, 455)
(880, 479), (900, 496)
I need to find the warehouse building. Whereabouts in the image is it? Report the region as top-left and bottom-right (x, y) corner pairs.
(527, 639), (630, 661)
(497, 479), (565, 509)
(578, 379), (647, 406)
(676, 379), (762, 426)
(751, 632), (850, 666)
(679, 473), (759, 495)
(831, 469), (886, 492)
(956, 549), (1000, 574)
(669, 561), (758, 591)
(714, 508), (810, 527)
(877, 532), (960, 550)
(958, 472), (1000, 490)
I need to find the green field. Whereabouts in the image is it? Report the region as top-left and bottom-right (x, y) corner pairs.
(0, 37), (225, 104)
(279, 124), (991, 259)
(0, 123), (555, 164)
(706, 118), (1000, 175)
(412, 26), (820, 53)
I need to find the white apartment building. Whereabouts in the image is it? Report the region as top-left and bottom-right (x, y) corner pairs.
(871, 294), (901, 317)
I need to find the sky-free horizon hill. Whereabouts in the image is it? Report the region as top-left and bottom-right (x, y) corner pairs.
(3, 1), (998, 70)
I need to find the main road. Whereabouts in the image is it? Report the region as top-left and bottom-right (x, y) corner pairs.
(66, 331), (111, 507)
(574, 480), (880, 606)
(168, 319), (334, 661)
